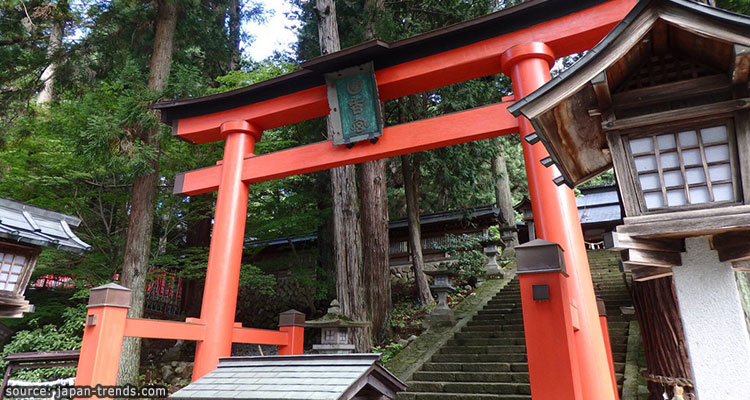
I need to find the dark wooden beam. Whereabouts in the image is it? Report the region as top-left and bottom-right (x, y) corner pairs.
(622, 248), (682, 268)
(605, 231), (685, 253)
(629, 265), (673, 282)
(731, 44), (750, 85)
(712, 230), (750, 263)
(620, 205), (750, 238)
(603, 97), (750, 131)
(591, 71), (612, 110)
(611, 74), (731, 111)
(733, 260), (750, 271)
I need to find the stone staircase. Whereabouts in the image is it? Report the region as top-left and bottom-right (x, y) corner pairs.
(398, 251), (634, 400)
(589, 250), (632, 396)
(398, 277), (530, 400)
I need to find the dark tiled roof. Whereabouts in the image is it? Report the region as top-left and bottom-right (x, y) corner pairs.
(170, 354), (405, 400)
(0, 198), (91, 254)
(152, 0), (609, 123)
(245, 205), (501, 248)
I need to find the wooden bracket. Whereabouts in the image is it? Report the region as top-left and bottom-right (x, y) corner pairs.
(605, 231), (685, 253)
(711, 230), (750, 263)
(629, 265), (673, 282)
(731, 44), (750, 85)
(607, 232), (682, 281)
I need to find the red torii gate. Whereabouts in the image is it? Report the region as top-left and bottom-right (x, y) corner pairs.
(74, 1), (637, 399)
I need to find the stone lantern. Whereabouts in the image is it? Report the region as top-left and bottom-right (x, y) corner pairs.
(424, 269), (457, 326)
(304, 299), (369, 354)
(483, 239), (504, 278)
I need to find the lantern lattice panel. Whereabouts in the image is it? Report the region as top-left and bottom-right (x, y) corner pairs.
(0, 251), (27, 293)
(626, 122), (739, 211)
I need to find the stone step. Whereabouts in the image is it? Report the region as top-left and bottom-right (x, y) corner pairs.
(447, 338), (526, 346)
(412, 371), (530, 383)
(431, 354), (527, 363)
(467, 320), (526, 327)
(480, 308), (523, 314)
(458, 331), (526, 339)
(615, 362), (625, 373)
(440, 345), (527, 355)
(462, 325), (525, 332)
(397, 392), (531, 400)
(421, 362), (528, 373)
(473, 314), (524, 321)
(477, 309), (524, 316)
(611, 344), (627, 353)
(407, 382), (531, 396)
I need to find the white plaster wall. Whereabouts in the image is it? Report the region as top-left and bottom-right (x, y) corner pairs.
(672, 237), (750, 400)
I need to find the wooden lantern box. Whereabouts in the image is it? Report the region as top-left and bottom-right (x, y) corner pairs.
(510, 0), (750, 282)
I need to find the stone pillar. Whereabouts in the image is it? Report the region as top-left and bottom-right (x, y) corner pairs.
(672, 237), (750, 399)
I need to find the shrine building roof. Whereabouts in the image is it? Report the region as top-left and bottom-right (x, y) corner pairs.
(169, 354), (405, 400)
(0, 197), (91, 254)
(508, 0), (750, 187)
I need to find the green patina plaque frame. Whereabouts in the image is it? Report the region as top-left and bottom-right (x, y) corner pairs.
(325, 62), (383, 146)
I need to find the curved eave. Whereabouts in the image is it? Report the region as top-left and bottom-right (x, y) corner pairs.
(509, 0), (750, 187)
(152, 0), (611, 124)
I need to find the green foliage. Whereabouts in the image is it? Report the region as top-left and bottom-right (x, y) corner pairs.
(387, 300), (433, 340)
(0, 305), (86, 381)
(717, 0), (750, 15)
(434, 234), (488, 283)
(372, 342), (404, 364)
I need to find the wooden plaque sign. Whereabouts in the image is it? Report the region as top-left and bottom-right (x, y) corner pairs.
(325, 62), (383, 146)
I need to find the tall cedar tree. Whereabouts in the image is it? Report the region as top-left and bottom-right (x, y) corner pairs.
(359, 0), (392, 342)
(117, 0), (178, 385)
(314, 0), (372, 352)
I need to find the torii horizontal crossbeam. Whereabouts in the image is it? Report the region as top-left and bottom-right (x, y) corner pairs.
(174, 102), (518, 196)
(171, 0), (635, 144)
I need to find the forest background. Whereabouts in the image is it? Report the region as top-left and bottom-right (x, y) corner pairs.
(0, 0), (747, 387)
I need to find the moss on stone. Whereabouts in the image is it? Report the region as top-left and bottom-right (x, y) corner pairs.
(384, 263), (516, 381)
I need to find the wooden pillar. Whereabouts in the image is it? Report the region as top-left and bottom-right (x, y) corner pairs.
(193, 120), (262, 380)
(75, 283), (131, 393)
(502, 42), (616, 400)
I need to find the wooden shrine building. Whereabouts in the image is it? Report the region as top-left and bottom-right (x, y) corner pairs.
(509, 0), (750, 397)
(0, 198), (90, 318)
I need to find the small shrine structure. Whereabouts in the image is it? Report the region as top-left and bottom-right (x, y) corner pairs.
(170, 354), (406, 400)
(0, 197), (90, 317)
(509, 0), (750, 397)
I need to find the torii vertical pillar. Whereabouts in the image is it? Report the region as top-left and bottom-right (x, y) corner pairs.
(192, 120), (262, 380)
(501, 42), (617, 400)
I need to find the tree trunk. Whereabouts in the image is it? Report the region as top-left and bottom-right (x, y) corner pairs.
(315, 0), (371, 352)
(227, 0), (241, 71)
(401, 153), (433, 306)
(117, 0), (178, 385)
(492, 148), (519, 249)
(359, 0), (391, 344)
(37, 1), (66, 105)
(359, 159), (391, 342)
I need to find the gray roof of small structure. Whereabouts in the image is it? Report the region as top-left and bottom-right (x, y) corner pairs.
(0, 198), (91, 254)
(576, 186), (622, 224)
(515, 185), (622, 225)
(170, 354), (406, 400)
